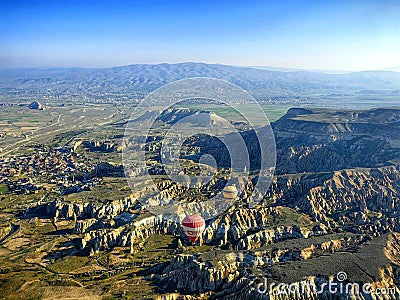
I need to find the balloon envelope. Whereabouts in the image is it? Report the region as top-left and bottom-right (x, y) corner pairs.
(182, 215), (205, 243)
(223, 185), (238, 199)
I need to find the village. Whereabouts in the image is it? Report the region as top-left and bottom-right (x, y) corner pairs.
(0, 146), (99, 195)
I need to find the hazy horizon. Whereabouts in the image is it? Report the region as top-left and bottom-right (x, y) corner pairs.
(1, 61), (399, 74)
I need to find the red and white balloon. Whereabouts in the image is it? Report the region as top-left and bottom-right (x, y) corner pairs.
(181, 215), (205, 243)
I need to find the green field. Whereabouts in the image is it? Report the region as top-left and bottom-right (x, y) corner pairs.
(174, 103), (292, 124)
(0, 184), (9, 195)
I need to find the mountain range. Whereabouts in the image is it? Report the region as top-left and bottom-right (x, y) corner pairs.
(1, 62), (400, 99)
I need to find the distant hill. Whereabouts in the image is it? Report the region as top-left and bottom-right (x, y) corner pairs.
(245, 65), (354, 73)
(186, 107), (400, 173)
(133, 108), (227, 127)
(1, 62), (400, 100)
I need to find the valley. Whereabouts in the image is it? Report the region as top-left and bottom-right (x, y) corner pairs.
(0, 101), (399, 299)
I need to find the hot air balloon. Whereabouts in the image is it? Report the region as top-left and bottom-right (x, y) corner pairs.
(182, 214), (205, 243)
(223, 185), (238, 199)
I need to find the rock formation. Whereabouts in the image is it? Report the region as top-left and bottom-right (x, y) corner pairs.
(28, 101), (44, 110)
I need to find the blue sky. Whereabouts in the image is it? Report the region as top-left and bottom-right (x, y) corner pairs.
(0, 0), (399, 70)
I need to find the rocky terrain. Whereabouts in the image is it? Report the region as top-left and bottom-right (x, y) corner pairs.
(1, 107), (399, 299)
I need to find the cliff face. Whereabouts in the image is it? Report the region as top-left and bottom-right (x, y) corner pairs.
(149, 238), (400, 300)
(264, 166), (400, 233)
(79, 215), (181, 254)
(185, 108), (400, 174)
(0, 224), (12, 241)
(39, 196), (138, 221)
(304, 167), (400, 232)
(272, 108), (400, 174)
(152, 254), (241, 293)
(386, 232), (400, 271)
